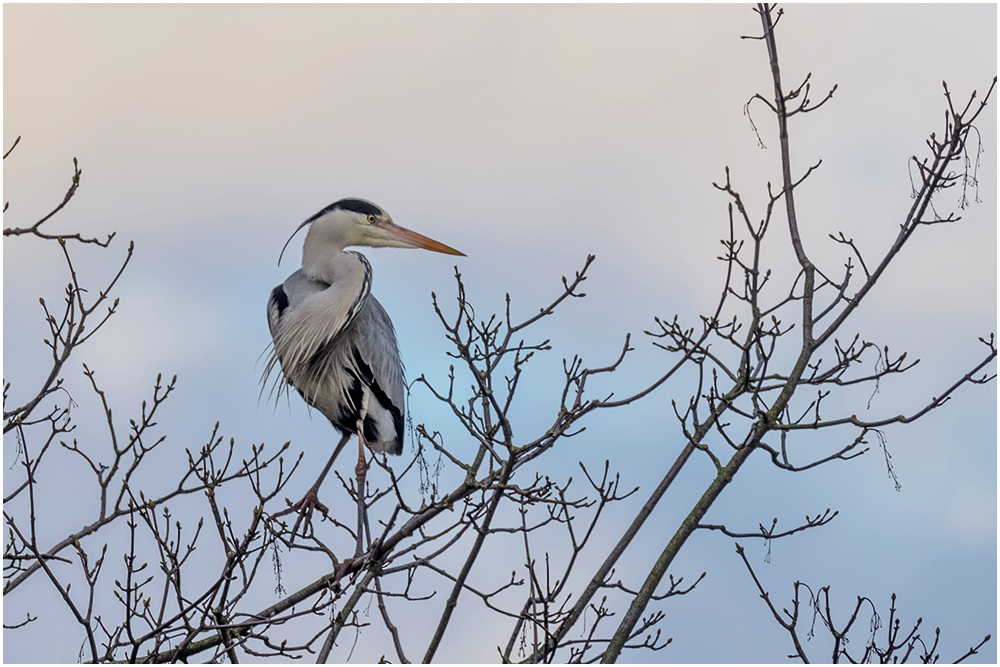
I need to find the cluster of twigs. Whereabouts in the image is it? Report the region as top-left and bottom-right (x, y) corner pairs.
(4, 4), (995, 663)
(736, 543), (992, 664)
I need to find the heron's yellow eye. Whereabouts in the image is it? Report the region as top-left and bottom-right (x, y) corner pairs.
(367, 214), (377, 224)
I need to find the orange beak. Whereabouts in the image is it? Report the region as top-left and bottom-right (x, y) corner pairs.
(382, 222), (466, 256)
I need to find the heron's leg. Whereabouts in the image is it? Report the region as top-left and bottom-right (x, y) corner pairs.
(355, 390), (371, 480)
(354, 420), (369, 557)
(275, 432), (351, 537)
(305, 432), (351, 505)
(355, 426), (367, 478)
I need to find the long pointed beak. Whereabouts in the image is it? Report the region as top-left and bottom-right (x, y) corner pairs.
(383, 222), (466, 256)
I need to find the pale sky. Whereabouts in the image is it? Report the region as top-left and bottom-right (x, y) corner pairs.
(3, 4), (997, 663)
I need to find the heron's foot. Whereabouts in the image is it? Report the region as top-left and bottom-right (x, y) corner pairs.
(274, 490), (329, 537)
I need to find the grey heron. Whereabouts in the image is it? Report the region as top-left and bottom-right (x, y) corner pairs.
(264, 198), (463, 526)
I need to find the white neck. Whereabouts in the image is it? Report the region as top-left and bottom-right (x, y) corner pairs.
(301, 223), (352, 283)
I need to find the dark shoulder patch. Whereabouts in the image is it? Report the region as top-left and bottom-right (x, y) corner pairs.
(270, 285), (290, 318)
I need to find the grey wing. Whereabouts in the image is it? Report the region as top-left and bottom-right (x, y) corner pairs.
(349, 295), (406, 454)
(264, 269), (357, 407)
(264, 270), (404, 454)
(267, 270), (324, 341)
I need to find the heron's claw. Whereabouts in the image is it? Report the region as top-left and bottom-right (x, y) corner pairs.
(273, 490), (329, 538)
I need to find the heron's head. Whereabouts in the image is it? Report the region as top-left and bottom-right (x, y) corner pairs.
(279, 198), (465, 266)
